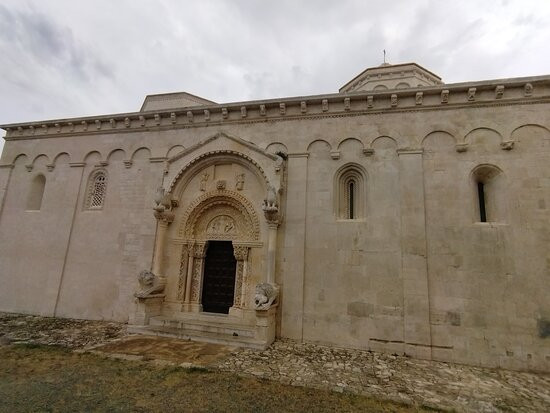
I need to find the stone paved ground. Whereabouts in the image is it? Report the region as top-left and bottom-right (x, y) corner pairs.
(1, 312), (549, 413)
(214, 340), (550, 413)
(0, 312), (124, 348)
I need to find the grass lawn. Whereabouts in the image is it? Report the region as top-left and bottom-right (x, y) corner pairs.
(0, 343), (436, 412)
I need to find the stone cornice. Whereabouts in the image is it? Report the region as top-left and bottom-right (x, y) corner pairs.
(2, 75), (549, 141)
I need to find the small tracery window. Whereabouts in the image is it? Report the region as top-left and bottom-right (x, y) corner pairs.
(85, 170), (107, 209)
(335, 164), (366, 220)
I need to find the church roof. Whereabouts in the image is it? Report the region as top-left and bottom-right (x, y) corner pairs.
(340, 62), (444, 93)
(140, 91), (216, 111)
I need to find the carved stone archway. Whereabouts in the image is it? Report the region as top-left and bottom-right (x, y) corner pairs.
(177, 189), (261, 313)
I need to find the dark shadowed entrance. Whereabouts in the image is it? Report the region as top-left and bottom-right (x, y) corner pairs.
(201, 241), (237, 314)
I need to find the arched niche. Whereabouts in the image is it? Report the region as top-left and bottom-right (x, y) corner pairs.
(179, 190), (261, 241)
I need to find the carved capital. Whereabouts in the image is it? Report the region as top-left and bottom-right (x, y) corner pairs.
(193, 242), (207, 259)
(233, 245), (249, 261)
(154, 210), (174, 223)
(500, 141), (514, 150)
(455, 143), (468, 153)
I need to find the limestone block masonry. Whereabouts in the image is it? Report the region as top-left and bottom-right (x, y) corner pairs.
(0, 62), (549, 371)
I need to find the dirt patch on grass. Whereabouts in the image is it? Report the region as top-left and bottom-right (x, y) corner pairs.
(93, 335), (236, 366)
(0, 343), (432, 412)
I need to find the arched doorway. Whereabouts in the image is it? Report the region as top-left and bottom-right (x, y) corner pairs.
(177, 190), (261, 313)
(201, 240), (237, 313)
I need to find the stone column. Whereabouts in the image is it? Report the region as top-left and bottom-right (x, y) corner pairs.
(176, 244), (189, 301)
(232, 245), (249, 308)
(152, 206), (174, 278)
(183, 241), (195, 304)
(266, 223), (278, 284)
(398, 148), (432, 359)
(262, 185), (281, 285)
(229, 244), (249, 317)
(152, 220), (169, 277)
(187, 242), (207, 312)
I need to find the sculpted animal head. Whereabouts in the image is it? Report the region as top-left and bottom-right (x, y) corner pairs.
(138, 270), (155, 287)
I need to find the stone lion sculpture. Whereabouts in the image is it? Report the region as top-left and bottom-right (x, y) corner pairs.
(254, 283), (279, 310)
(134, 270), (166, 298)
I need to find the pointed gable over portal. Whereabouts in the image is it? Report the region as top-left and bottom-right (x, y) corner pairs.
(340, 62), (443, 93)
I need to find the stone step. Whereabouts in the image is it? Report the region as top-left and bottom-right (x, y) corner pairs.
(127, 324), (267, 349)
(149, 316), (255, 338)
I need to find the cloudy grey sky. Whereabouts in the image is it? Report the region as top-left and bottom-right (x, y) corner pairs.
(1, 0), (549, 152)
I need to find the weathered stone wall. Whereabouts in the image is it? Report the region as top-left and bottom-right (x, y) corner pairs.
(0, 77), (548, 371)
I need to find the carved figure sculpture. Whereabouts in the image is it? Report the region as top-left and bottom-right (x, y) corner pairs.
(262, 184), (278, 210)
(135, 270), (166, 298)
(254, 282), (279, 310)
(262, 184), (280, 223)
(199, 172), (209, 191)
(235, 173), (245, 190)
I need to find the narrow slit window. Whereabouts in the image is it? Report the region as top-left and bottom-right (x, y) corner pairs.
(477, 182), (487, 222)
(335, 164), (366, 220)
(348, 181), (355, 219)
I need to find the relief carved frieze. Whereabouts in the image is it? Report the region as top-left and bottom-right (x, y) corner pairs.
(207, 215), (236, 237)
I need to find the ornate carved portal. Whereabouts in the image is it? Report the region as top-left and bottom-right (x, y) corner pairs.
(178, 189), (259, 313)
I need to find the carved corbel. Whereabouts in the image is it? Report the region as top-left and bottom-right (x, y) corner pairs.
(495, 85), (505, 99)
(500, 141), (514, 151)
(153, 186), (176, 223)
(441, 90), (449, 104)
(262, 184), (281, 225)
(455, 143), (468, 153)
(366, 96), (374, 108)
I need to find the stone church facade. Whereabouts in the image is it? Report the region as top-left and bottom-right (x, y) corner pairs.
(0, 63), (549, 372)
